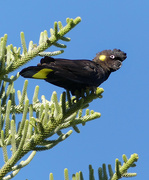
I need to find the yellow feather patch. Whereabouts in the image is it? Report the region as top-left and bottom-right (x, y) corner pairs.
(32, 68), (53, 79)
(99, 55), (106, 61)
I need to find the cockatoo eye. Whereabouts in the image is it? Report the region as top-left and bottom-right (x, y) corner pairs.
(110, 55), (115, 59)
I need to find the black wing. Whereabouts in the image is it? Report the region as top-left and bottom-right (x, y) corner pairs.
(20, 56), (106, 92)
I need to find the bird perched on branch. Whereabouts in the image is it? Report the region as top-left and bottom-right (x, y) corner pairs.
(20, 49), (127, 95)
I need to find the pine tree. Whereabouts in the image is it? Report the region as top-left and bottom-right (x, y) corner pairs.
(0, 17), (138, 180)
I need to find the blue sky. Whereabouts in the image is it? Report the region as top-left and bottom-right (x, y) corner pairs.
(0, 0), (148, 179)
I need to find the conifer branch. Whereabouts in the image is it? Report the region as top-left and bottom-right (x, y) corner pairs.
(0, 83), (104, 178)
(0, 16), (81, 77)
(49, 154), (138, 180)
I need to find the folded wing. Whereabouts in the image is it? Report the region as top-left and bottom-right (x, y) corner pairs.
(20, 56), (104, 89)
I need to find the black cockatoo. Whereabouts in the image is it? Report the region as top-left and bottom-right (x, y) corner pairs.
(20, 49), (127, 94)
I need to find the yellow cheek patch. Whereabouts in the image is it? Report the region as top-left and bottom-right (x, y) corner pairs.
(32, 68), (53, 79)
(99, 55), (106, 61)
